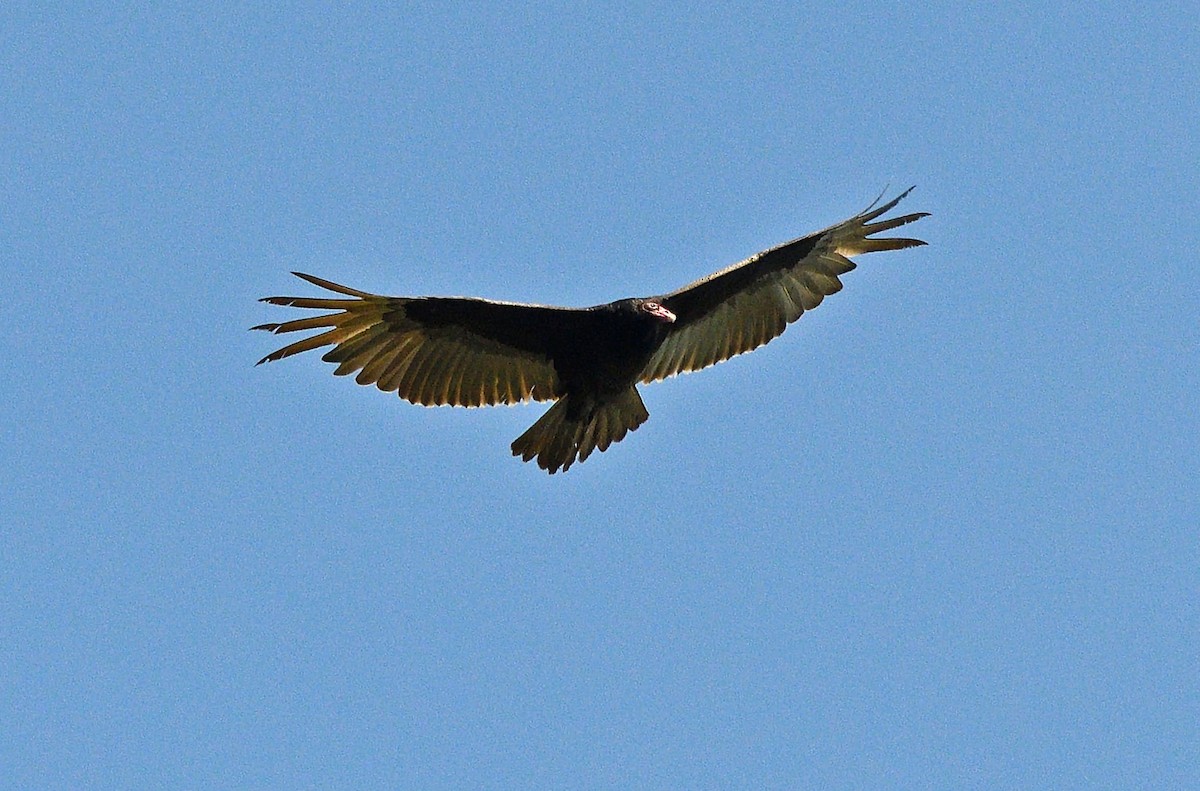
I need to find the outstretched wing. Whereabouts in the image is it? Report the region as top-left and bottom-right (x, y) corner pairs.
(640, 188), (928, 383)
(254, 273), (574, 407)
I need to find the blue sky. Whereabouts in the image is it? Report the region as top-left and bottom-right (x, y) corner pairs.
(4, 3), (1197, 788)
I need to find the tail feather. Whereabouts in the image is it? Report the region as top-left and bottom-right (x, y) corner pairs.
(511, 389), (650, 474)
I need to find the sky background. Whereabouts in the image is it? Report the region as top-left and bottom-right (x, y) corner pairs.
(3, 3), (1198, 789)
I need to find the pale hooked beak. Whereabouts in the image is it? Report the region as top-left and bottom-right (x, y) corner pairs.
(645, 302), (676, 323)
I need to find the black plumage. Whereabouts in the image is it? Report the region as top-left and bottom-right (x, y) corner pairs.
(255, 188), (928, 473)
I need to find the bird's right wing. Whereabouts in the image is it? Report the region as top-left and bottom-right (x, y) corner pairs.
(254, 273), (575, 406)
(640, 189), (927, 383)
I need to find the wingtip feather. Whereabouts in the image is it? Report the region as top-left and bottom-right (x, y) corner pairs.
(859, 186), (918, 223)
(291, 271), (377, 297)
(862, 211), (930, 236)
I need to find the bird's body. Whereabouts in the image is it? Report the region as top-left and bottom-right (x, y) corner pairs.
(549, 300), (670, 398)
(255, 189), (929, 473)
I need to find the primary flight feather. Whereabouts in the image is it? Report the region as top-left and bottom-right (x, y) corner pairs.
(255, 188), (929, 473)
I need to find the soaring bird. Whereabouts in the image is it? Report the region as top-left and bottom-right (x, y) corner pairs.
(255, 188), (928, 473)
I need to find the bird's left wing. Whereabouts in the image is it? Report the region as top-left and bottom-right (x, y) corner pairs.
(640, 188), (928, 383)
(255, 273), (576, 407)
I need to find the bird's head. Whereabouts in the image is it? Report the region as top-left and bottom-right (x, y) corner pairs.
(638, 299), (676, 323)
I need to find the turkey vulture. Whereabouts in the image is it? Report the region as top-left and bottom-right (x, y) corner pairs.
(255, 188), (928, 473)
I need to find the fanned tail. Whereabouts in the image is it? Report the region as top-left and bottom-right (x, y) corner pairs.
(511, 389), (650, 474)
